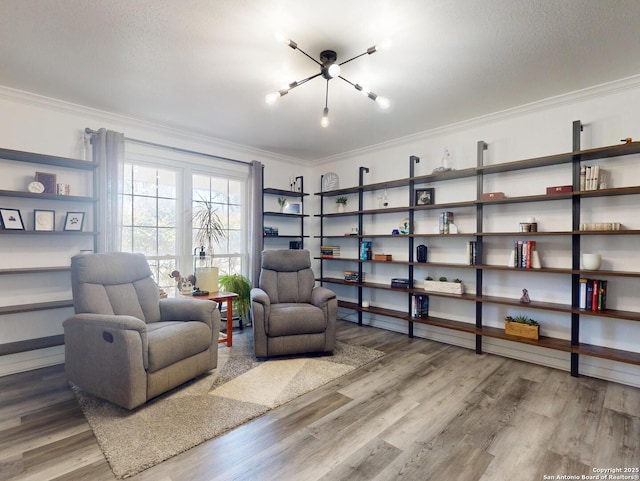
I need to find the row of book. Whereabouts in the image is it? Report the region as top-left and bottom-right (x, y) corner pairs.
(579, 222), (622, 231)
(263, 226), (279, 237)
(439, 211), (454, 234)
(412, 294), (430, 318)
(320, 245), (340, 258)
(512, 240), (537, 269)
(578, 278), (607, 311)
(344, 271), (364, 282)
(580, 165), (604, 191)
(467, 241), (478, 265)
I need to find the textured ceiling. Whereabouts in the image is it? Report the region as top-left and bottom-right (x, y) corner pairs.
(1, 0), (640, 161)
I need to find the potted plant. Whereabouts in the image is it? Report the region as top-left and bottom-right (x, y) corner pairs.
(336, 196), (348, 213)
(192, 193), (227, 293)
(504, 315), (540, 340)
(423, 276), (464, 294)
(277, 196), (287, 213)
(219, 273), (252, 324)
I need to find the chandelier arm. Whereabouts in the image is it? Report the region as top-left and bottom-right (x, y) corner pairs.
(325, 79), (330, 108)
(337, 76), (356, 87)
(339, 51), (368, 66)
(291, 72), (323, 89)
(294, 45), (323, 66)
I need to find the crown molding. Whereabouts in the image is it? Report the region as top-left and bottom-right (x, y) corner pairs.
(314, 74), (640, 165)
(0, 85), (306, 166)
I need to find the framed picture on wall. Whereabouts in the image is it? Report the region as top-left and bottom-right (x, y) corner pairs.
(415, 188), (435, 206)
(64, 211), (85, 231)
(0, 208), (25, 230)
(35, 172), (57, 194)
(34, 209), (55, 231)
(283, 202), (301, 214)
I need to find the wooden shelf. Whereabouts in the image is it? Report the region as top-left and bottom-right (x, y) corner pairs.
(0, 189), (97, 202)
(317, 136), (640, 375)
(0, 266), (70, 275)
(263, 211), (309, 218)
(263, 187), (308, 197)
(0, 230), (97, 236)
(0, 334), (65, 356)
(0, 299), (73, 315)
(0, 147), (97, 170)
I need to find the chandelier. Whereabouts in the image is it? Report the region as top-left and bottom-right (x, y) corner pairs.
(265, 36), (390, 128)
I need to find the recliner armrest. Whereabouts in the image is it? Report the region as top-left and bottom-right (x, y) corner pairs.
(250, 287), (270, 307)
(159, 297), (218, 330)
(310, 286), (336, 309)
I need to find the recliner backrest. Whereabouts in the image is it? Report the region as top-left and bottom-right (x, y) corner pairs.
(259, 249), (315, 304)
(70, 252), (161, 323)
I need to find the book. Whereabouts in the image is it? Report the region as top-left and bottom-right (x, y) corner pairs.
(591, 279), (599, 312)
(578, 278), (587, 309)
(598, 280), (607, 311)
(580, 165), (586, 191)
(586, 279), (593, 310)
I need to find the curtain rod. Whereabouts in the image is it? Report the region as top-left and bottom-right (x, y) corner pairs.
(85, 128), (251, 166)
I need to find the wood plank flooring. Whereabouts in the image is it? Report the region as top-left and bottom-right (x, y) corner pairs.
(1, 320), (639, 481)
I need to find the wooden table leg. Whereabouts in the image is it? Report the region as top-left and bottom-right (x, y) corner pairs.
(225, 297), (233, 347)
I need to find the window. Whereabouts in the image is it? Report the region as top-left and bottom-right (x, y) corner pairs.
(192, 173), (245, 276)
(121, 163), (179, 291)
(121, 148), (249, 295)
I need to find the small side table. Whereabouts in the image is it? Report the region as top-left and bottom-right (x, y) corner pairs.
(182, 291), (238, 347)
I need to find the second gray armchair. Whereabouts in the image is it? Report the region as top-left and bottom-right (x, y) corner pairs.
(251, 249), (337, 357)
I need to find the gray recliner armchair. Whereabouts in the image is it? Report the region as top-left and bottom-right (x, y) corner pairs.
(251, 249), (337, 357)
(63, 252), (221, 409)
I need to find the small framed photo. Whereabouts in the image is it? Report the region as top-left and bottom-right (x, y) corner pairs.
(415, 188), (435, 206)
(35, 172), (57, 194)
(64, 211), (85, 231)
(34, 209), (55, 231)
(0, 208), (25, 230)
(283, 202), (301, 214)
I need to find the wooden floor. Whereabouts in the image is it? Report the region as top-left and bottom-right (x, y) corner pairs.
(1, 320), (639, 481)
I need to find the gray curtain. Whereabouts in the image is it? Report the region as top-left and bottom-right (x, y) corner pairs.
(92, 128), (124, 253)
(249, 160), (263, 287)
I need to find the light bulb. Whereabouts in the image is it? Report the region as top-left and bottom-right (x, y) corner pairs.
(376, 96), (390, 109)
(327, 63), (341, 78)
(265, 92), (279, 105)
(321, 107), (329, 128)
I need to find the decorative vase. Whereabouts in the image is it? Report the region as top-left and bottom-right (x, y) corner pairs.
(337, 203), (345, 213)
(582, 253), (601, 270)
(196, 266), (219, 293)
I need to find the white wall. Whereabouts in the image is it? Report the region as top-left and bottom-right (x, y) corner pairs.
(2, 75), (639, 387)
(308, 75), (640, 387)
(0, 86), (312, 376)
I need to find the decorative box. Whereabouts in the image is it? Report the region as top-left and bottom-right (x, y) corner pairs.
(546, 185), (573, 195)
(505, 321), (539, 340)
(391, 278), (410, 288)
(423, 280), (464, 295)
(480, 192), (505, 200)
(374, 254), (392, 261)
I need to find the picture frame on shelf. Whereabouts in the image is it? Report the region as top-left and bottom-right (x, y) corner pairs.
(64, 211), (85, 231)
(34, 209), (55, 231)
(415, 188), (435, 206)
(35, 171), (57, 194)
(283, 202), (301, 214)
(0, 208), (25, 230)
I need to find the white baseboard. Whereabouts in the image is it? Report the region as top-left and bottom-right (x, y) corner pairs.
(338, 311), (640, 388)
(0, 346), (65, 377)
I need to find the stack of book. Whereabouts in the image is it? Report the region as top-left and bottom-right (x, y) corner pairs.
(320, 245), (340, 258)
(467, 241), (478, 265)
(263, 226), (279, 237)
(439, 211), (454, 234)
(412, 295), (430, 318)
(513, 240), (536, 268)
(344, 271), (364, 282)
(580, 165), (604, 191)
(579, 222), (621, 231)
(578, 278), (608, 311)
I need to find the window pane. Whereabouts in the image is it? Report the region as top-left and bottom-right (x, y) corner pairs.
(133, 196), (157, 226)
(158, 227), (176, 256)
(158, 198), (175, 227)
(157, 169), (177, 198)
(133, 227), (158, 254)
(132, 165), (159, 196)
(229, 180), (242, 205)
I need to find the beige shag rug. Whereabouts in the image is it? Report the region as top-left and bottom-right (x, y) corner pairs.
(72, 332), (384, 479)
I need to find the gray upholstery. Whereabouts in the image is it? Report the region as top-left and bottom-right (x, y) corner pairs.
(63, 252), (220, 409)
(251, 249), (337, 357)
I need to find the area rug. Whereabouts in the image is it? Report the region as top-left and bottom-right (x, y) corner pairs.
(71, 333), (385, 479)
